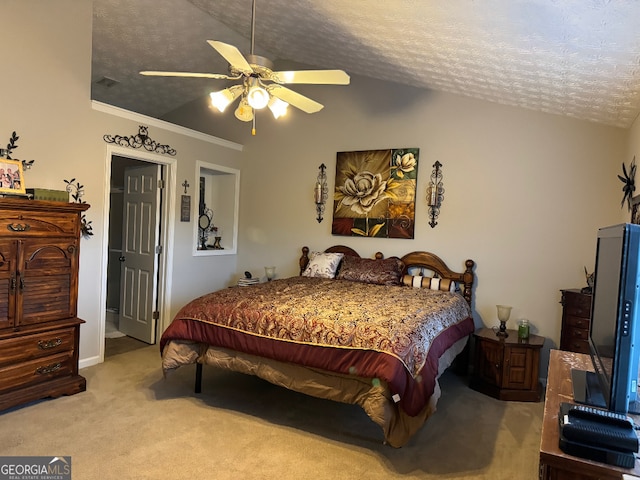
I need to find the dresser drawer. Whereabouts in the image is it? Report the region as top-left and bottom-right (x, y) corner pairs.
(561, 338), (590, 354)
(0, 327), (75, 367)
(0, 210), (78, 237)
(564, 315), (590, 331)
(0, 351), (74, 393)
(562, 291), (591, 318)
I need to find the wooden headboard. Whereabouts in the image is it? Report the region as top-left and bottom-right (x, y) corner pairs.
(299, 245), (382, 274)
(400, 251), (475, 306)
(298, 246), (475, 307)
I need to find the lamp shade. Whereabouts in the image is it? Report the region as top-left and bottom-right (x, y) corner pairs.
(234, 98), (254, 122)
(209, 85), (242, 112)
(268, 96), (288, 119)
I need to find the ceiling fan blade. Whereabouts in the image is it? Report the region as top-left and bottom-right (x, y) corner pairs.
(207, 41), (253, 75)
(267, 85), (324, 114)
(271, 69), (350, 85)
(140, 71), (235, 80)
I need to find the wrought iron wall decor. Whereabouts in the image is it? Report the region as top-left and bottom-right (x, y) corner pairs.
(332, 148), (419, 238)
(1, 131), (36, 170)
(314, 163), (328, 223)
(619, 156), (636, 211)
(427, 161), (444, 228)
(64, 178), (93, 238)
(103, 125), (176, 156)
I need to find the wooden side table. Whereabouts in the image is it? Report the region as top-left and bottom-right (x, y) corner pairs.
(470, 327), (544, 402)
(540, 350), (640, 479)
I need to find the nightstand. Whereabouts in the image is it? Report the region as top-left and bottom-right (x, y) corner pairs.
(470, 328), (544, 402)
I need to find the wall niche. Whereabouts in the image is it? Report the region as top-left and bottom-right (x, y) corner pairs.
(193, 160), (240, 256)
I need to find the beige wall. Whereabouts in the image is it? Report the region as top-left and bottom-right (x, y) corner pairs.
(5, 0), (636, 378)
(1, 0), (244, 366)
(168, 76), (629, 376)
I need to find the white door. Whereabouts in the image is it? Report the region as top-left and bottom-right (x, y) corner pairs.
(119, 164), (160, 344)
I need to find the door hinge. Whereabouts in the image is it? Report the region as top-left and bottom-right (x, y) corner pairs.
(158, 179), (165, 189)
(155, 245), (163, 254)
(152, 311), (160, 320)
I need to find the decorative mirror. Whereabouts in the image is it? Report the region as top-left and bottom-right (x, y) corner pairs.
(198, 211), (212, 250)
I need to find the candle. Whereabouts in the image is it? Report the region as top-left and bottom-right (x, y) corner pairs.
(428, 185), (437, 206)
(314, 182), (323, 204)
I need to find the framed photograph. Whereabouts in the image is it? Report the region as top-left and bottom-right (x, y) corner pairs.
(632, 195), (640, 225)
(0, 159), (25, 195)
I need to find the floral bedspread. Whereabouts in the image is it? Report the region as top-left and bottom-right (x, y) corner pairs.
(160, 277), (473, 414)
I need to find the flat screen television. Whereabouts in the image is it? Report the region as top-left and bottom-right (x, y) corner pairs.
(572, 223), (640, 414)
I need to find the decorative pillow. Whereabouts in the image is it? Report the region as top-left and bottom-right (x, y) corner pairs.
(402, 274), (456, 292)
(302, 252), (344, 279)
(337, 256), (404, 286)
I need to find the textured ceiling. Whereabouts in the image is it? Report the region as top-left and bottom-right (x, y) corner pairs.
(92, 0), (640, 129)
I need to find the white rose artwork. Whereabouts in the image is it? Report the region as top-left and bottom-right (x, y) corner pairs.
(332, 148), (419, 238)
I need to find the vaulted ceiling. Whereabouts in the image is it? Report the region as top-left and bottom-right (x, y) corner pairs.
(92, 0), (640, 129)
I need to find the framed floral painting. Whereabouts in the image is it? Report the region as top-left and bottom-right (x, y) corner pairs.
(332, 148), (419, 238)
(0, 159), (25, 195)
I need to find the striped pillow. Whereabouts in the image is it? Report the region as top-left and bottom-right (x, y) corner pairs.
(402, 274), (456, 292)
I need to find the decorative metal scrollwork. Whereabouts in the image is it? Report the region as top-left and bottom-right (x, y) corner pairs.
(314, 163), (328, 223)
(103, 125), (176, 156)
(426, 161), (444, 228)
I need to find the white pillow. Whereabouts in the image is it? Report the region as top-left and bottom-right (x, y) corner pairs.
(302, 252), (344, 279)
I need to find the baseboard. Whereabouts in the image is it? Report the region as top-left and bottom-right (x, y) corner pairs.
(79, 355), (101, 369)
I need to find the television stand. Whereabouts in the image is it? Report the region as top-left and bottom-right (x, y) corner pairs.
(540, 350), (640, 479)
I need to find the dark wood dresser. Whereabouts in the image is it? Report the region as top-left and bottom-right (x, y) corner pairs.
(0, 198), (89, 411)
(560, 289), (591, 354)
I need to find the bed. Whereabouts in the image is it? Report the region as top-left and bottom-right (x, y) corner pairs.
(160, 245), (475, 447)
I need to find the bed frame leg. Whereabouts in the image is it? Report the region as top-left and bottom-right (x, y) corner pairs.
(195, 363), (202, 394)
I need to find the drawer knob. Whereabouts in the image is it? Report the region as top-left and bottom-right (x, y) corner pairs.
(7, 223), (30, 232)
(38, 338), (62, 350)
(36, 362), (62, 375)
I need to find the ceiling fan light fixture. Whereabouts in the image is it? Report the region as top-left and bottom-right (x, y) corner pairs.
(268, 96), (288, 119)
(235, 97), (254, 122)
(209, 85), (242, 112)
(246, 78), (269, 110)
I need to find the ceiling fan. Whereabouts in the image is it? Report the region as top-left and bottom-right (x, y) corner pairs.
(140, 0), (350, 134)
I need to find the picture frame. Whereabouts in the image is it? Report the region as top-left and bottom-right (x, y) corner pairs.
(631, 195), (640, 225)
(0, 159), (25, 195)
(180, 195), (191, 222)
(332, 148), (419, 238)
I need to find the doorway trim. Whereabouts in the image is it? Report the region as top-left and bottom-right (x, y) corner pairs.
(98, 144), (177, 362)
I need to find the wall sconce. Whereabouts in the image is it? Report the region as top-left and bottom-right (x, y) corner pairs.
(427, 161), (444, 228)
(314, 163), (328, 223)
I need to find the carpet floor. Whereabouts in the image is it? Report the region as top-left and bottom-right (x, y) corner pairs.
(0, 342), (544, 479)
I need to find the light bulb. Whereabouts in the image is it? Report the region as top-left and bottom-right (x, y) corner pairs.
(268, 96), (288, 119)
(246, 78), (269, 109)
(234, 98), (254, 122)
